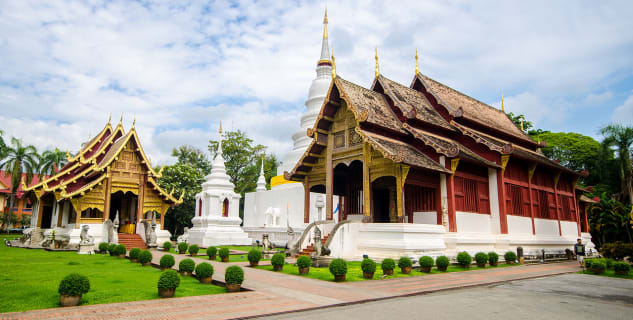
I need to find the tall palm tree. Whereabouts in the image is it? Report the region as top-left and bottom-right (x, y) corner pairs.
(39, 148), (68, 176)
(0, 130), (6, 160)
(600, 124), (633, 204)
(0, 138), (39, 221)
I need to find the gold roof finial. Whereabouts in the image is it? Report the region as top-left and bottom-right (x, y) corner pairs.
(219, 120), (223, 134)
(119, 113), (123, 124)
(520, 118), (524, 131)
(415, 49), (419, 76)
(132, 114), (136, 128)
(108, 113), (112, 124)
(331, 48), (336, 79)
(375, 47), (380, 78)
(501, 93), (505, 112)
(323, 7), (328, 39)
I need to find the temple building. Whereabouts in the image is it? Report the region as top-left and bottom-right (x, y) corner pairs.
(284, 52), (594, 259)
(0, 172), (46, 228)
(21, 117), (182, 249)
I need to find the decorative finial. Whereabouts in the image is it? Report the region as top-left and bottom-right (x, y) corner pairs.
(132, 114), (136, 128)
(415, 49), (419, 76)
(331, 48), (336, 79)
(501, 93), (505, 112)
(66, 149), (71, 161)
(108, 113), (112, 124)
(323, 7), (328, 39)
(520, 118), (524, 131)
(119, 113), (123, 124)
(375, 47), (380, 78)
(219, 120), (223, 134)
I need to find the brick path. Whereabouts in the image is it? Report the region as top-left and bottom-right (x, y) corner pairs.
(1, 251), (580, 320)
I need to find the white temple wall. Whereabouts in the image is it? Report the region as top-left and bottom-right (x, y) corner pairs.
(456, 212), (491, 234)
(326, 222), (360, 259)
(413, 211), (436, 224)
(561, 221), (578, 237)
(488, 168), (501, 234)
(534, 218), (560, 236)
(507, 215), (533, 234)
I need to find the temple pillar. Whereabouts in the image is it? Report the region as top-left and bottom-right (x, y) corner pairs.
(160, 208), (166, 230)
(572, 178), (581, 237)
(528, 163), (537, 235)
(103, 172), (112, 222)
(362, 143), (372, 223)
(36, 197), (44, 228)
(488, 168), (501, 234)
(497, 155), (510, 234)
(325, 134), (334, 220)
(137, 175), (146, 224)
(446, 158), (459, 232)
(75, 202), (81, 228)
(553, 172), (562, 236)
(304, 177), (310, 223)
(56, 201), (64, 227)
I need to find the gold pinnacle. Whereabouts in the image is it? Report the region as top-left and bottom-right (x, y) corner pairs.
(323, 7), (328, 39)
(415, 49), (419, 76)
(501, 93), (505, 112)
(331, 48), (337, 79)
(375, 47), (380, 78)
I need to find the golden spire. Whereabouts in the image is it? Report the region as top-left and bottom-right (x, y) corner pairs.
(501, 93), (505, 112)
(375, 47), (380, 78)
(132, 114), (136, 128)
(108, 113), (112, 124)
(331, 48), (336, 79)
(66, 149), (71, 161)
(323, 7), (328, 39)
(415, 49), (419, 76)
(119, 113), (123, 124)
(520, 118), (524, 131)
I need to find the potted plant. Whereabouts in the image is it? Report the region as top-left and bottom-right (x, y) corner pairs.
(178, 242), (188, 254)
(108, 243), (117, 256)
(329, 258), (347, 282)
(195, 262), (214, 284)
(163, 241), (172, 252)
(247, 249), (263, 267)
(219, 248), (230, 262)
(297, 256), (311, 275)
(436, 256), (449, 272)
(98, 242), (109, 254)
(58, 273), (90, 307)
(398, 257), (413, 274)
(114, 244), (127, 258)
(361, 258), (376, 279)
(129, 248), (141, 263)
(590, 261), (606, 275)
(157, 270), (180, 298)
(488, 252), (499, 266)
(419, 256), (434, 273)
(457, 252), (472, 268)
(188, 244), (200, 256)
(475, 252), (488, 268)
(225, 266), (244, 292)
(160, 254), (175, 270)
(381, 258), (395, 275)
(179, 258), (195, 276)
(504, 251), (517, 265)
(613, 261), (631, 275)
(139, 250), (153, 266)
(207, 246), (217, 260)
(271, 253), (285, 271)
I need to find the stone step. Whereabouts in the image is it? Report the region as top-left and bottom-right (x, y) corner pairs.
(118, 233), (146, 249)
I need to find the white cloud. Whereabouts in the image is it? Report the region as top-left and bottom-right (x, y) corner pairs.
(612, 93), (633, 125)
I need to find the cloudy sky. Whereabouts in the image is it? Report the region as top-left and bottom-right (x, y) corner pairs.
(1, 0), (632, 166)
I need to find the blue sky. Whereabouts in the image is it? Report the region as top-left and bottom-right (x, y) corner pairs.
(1, 0), (632, 165)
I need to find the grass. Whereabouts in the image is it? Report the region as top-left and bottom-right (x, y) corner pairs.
(255, 261), (518, 282)
(579, 269), (633, 280)
(0, 236), (226, 313)
(164, 245), (284, 262)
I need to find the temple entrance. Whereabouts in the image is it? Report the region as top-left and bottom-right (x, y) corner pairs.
(333, 161), (364, 221)
(109, 191), (138, 233)
(39, 194), (55, 229)
(372, 176), (396, 223)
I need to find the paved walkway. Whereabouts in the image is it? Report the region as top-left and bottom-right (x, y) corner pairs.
(1, 251), (581, 320)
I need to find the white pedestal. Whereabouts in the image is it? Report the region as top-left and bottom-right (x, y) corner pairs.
(188, 216), (252, 247)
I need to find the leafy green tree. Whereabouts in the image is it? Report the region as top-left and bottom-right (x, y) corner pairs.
(19, 213), (31, 228)
(0, 211), (17, 232)
(0, 138), (39, 219)
(600, 124), (633, 204)
(505, 112), (533, 133)
(171, 145), (211, 174)
(0, 130), (6, 160)
(38, 148), (68, 176)
(588, 194), (632, 247)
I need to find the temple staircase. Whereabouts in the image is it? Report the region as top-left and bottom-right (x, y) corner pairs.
(299, 234), (329, 257)
(118, 233), (146, 250)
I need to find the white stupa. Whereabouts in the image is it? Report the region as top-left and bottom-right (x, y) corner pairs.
(189, 123), (252, 247)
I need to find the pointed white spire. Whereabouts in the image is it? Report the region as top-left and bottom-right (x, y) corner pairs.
(217, 121), (223, 158)
(256, 155), (266, 192)
(317, 8), (331, 66)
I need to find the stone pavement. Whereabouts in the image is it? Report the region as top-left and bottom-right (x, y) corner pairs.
(1, 251), (582, 320)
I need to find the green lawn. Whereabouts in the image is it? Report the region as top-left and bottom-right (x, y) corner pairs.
(579, 269), (633, 280)
(0, 236), (225, 313)
(255, 261), (517, 282)
(165, 245), (284, 262)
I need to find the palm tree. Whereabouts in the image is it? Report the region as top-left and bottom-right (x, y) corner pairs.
(0, 138), (39, 221)
(39, 148), (68, 176)
(600, 124), (633, 204)
(0, 130), (6, 159)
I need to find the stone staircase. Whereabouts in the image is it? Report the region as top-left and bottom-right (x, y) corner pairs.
(299, 235), (328, 256)
(118, 233), (146, 250)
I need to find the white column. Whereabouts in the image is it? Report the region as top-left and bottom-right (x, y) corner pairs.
(488, 168), (501, 234)
(439, 156), (449, 230)
(51, 202), (60, 228)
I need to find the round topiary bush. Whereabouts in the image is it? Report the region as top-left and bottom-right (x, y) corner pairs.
(139, 250), (153, 265)
(504, 251), (517, 264)
(605, 259), (615, 269)
(129, 248), (141, 261)
(271, 253), (285, 271)
(219, 248), (230, 262)
(329, 258), (347, 281)
(58, 273), (90, 297)
(195, 262), (214, 282)
(163, 241), (172, 251)
(207, 246), (217, 259)
(225, 266), (244, 291)
(248, 249), (263, 266)
(361, 258), (376, 279)
(436, 256), (450, 271)
(297, 256), (312, 274)
(398, 257), (413, 274)
(475, 252), (488, 267)
(178, 242), (188, 254)
(584, 259), (594, 269)
(108, 243), (117, 256)
(114, 244), (127, 257)
(591, 261), (606, 275)
(488, 252), (499, 266)
(188, 244), (199, 256)
(613, 261), (631, 275)
(160, 254), (175, 270)
(381, 258), (396, 275)
(179, 258), (195, 275)
(457, 252), (472, 268)
(157, 270), (180, 298)
(419, 256), (434, 273)
(98, 242), (109, 253)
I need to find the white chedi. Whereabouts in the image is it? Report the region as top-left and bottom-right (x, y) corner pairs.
(188, 126), (252, 247)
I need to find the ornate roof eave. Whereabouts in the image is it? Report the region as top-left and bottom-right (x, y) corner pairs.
(68, 121), (113, 163)
(60, 174), (107, 199)
(22, 162), (82, 192)
(97, 128), (161, 178)
(146, 176), (183, 204)
(374, 75), (417, 120)
(403, 123), (459, 157)
(451, 120), (513, 154)
(412, 73), (464, 118)
(79, 123), (125, 165)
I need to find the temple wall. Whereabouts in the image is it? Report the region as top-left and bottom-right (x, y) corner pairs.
(534, 218), (559, 236)
(412, 211), (436, 224)
(507, 215), (533, 234)
(561, 221), (578, 237)
(488, 168), (501, 234)
(456, 212), (491, 234)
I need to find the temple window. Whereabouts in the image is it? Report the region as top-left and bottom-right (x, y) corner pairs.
(454, 162), (490, 214)
(198, 199), (202, 216)
(222, 198), (229, 217)
(67, 205), (77, 224)
(81, 207), (103, 219)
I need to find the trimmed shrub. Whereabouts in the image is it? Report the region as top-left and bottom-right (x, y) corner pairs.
(591, 261), (606, 275)
(605, 259), (615, 269)
(436, 256), (450, 271)
(613, 261), (631, 275)
(58, 273), (90, 296)
(457, 252), (472, 267)
(584, 259), (594, 269)
(488, 252), (499, 265)
(297, 256), (312, 269)
(157, 270), (180, 289)
(381, 258), (396, 271)
(98, 242), (109, 253)
(504, 251), (517, 264)
(601, 242), (633, 261)
(178, 242), (188, 254)
(195, 262), (214, 278)
(114, 244), (127, 256)
(188, 244), (199, 255)
(271, 253), (285, 266)
(129, 248), (141, 260)
(179, 258), (195, 273)
(219, 248), (230, 259)
(225, 266), (244, 285)
(206, 246), (217, 258)
(397, 257), (413, 268)
(139, 250), (153, 264)
(163, 241), (172, 251)
(248, 249), (263, 264)
(160, 254), (175, 269)
(475, 252), (488, 267)
(107, 243), (117, 255)
(361, 258), (377, 274)
(329, 258), (348, 276)
(419, 256), (434, 270)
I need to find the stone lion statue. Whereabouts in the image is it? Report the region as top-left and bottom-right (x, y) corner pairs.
(80, 225), (94, 245)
